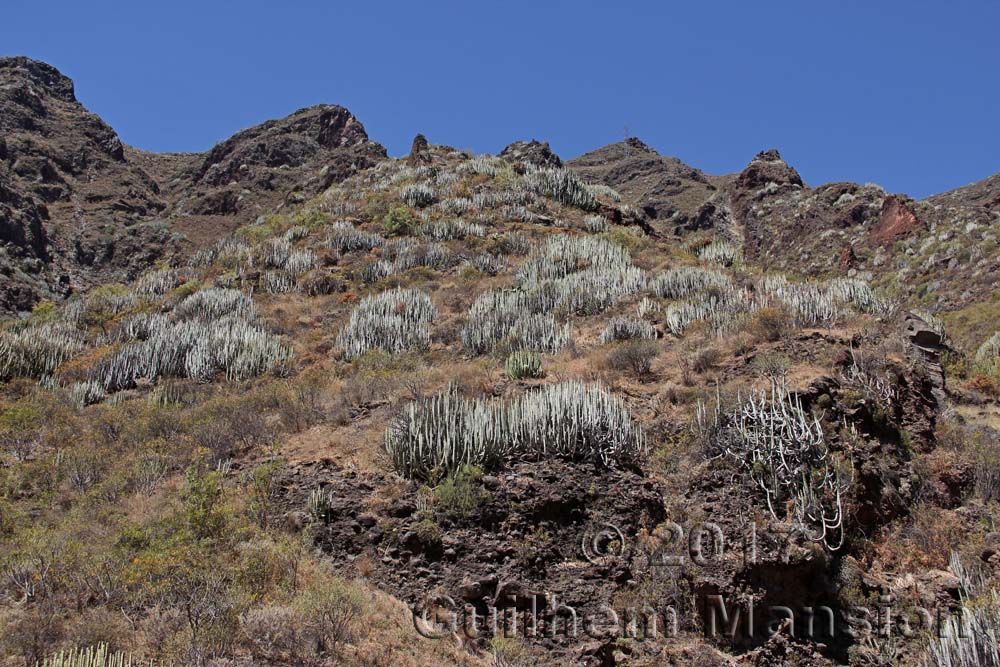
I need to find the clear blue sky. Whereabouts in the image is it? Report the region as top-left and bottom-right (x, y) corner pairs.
(3, 0), (998, 197)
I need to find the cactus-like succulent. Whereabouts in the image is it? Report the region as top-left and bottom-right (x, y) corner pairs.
(649, 267), (731, 300)
(523, 164), (598, 211)
(697, 240), (742, 267)
(37, 643), (146, 667)
(0, 323), (85, 380)
(600, 317), (657, 343)
(91, 288), (291, 391)
(336, 288), (437, 360)
(505, 350), (544, 379)
(386, 381), (646, 479)
(328, 221), (384, 253)
(582, 215), (609, 233)
(418, 219), (485, 241)
(400, 183), (437, 208)
(696, 379), (849, 549)
(585, 183), (622, 202)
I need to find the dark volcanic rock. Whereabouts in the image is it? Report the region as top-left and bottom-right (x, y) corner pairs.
(406, 133), (432, 166)
(0, 56), (387, 314)
(568, 138), (717, 234)
(500, 139), (563, 168)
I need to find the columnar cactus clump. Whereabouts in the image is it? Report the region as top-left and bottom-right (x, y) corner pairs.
(418, 219), (485, 241)
(758, 274), (892, 326)
(328, 220), (384, 253)
(523, 164), (598, 211)
(91, 288), (291, 391)
(461, 289), (572, 355)
(336, 287), (437, 360)
(696, 380), (849, 549)
(386, 381), (646, 479)
(0, 323), (85, 380)
(400, 183), (437, 208)
(649, 267), (732, 300)
(600, 317), (657, 343)
(697, 240), (742, 267)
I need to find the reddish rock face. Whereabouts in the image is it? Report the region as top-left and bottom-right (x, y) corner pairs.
(870, 195), (923, 245)
(839, 242), (857, 273)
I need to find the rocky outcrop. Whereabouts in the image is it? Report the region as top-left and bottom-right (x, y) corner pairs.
(568, 138), (718, 234)
(406, 133), (432, 166)
(499, 139), (562, 168)
(869, 194), (924, 245)
(0, 56), (386, 314)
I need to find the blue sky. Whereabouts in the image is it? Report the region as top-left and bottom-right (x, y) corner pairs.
(3, 0), (997, 197)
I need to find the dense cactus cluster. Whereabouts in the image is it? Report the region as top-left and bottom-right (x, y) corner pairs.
(582, 215), (609, 233)
(978, 331), (1000, 362)
(417, 218), (485, 241)
(523, 165), (598, 211)
(584, 183), (622, 202)
(400, 183), (436, 208)
(696, 380), (849, 549)
(0, 323), (85, 380)
(38, 643), (148, 667)
(91, 288), (291, 391)
(461, 289), (572, 354)
(469, 252), (507, 276)
(600, 317), (657, 343)
(636, 297), (659, 320)
(663, 287), (760, 336)
(133, 267), (182, 297)
(385, 381), (646, 479)
(328, 220), (384, 253)
(336, 288), (437, 359)
(436, 197), (473, 215)
(457, 156), (509, 178)
(697, 240), (742, 267)
(758, 274), (890, 326)
(649, 267), (732, 300)
(516, 235), (646, 314)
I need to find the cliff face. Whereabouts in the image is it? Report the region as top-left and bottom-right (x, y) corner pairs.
(0, 57), (386, 314)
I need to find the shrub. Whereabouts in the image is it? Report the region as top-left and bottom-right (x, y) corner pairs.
(433, 465), (488, 518)
(749, 306), (794, 342)
(386, 382), (646, 479)
(605, 340), (659, 377)
(383, 206), (417, 236)
(0, 400), (45, 460)
(505, 351), (544, 379)
(691, 346), (722, 374)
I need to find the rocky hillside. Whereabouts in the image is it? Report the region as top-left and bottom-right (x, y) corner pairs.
(2, 57), (1000, 667)
(0, 56), (385, 314)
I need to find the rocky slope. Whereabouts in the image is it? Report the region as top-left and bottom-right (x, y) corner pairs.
(0, 56), (385, 314)
(2, 56), (1000, 667)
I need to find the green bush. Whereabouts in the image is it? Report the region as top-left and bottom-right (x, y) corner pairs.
(433, 465), (488, 518)
(383, 206), (417, 237)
